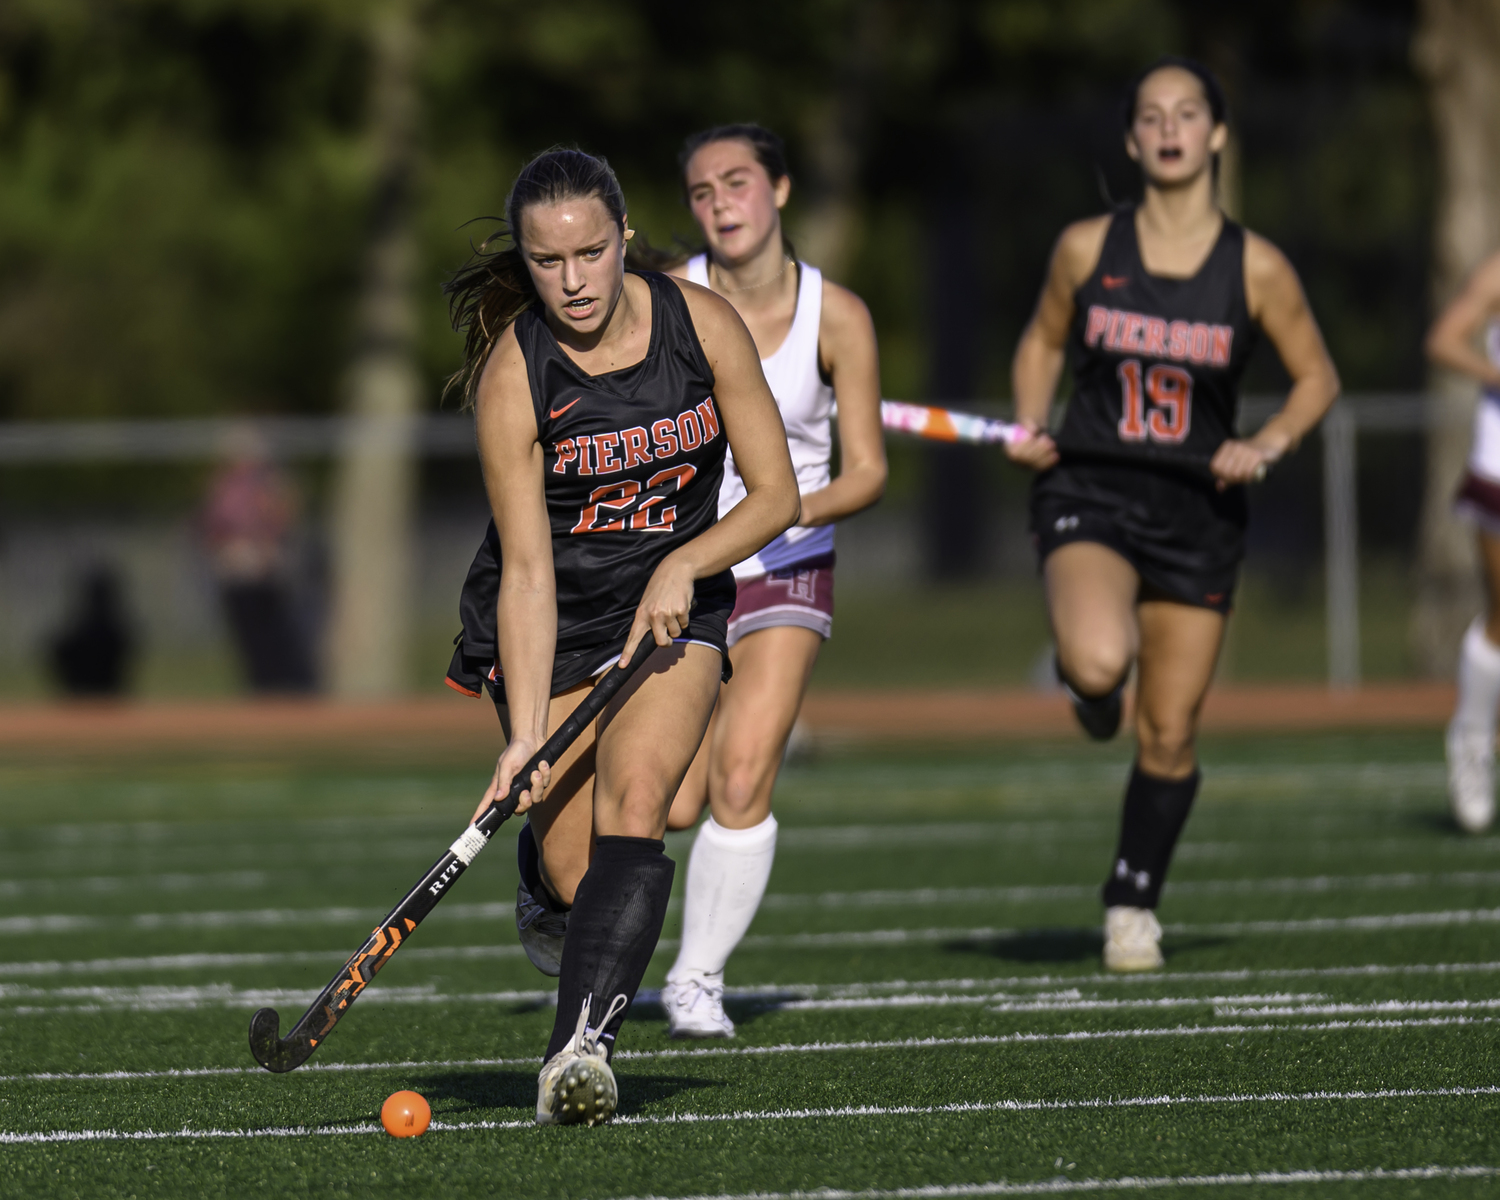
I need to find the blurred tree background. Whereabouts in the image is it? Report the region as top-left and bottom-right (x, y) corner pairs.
(0, 0), (1427, 418)
(0, 0), (1447, 694)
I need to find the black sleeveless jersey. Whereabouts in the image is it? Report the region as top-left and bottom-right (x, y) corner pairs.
(449, 271), (734, 695)
(1055, 208), (1256, 474)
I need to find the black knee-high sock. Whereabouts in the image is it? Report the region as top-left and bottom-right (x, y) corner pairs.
(1102, 764), (1200, 910)
(545, 836), (675, 1062)
(518, 822), (568, 913)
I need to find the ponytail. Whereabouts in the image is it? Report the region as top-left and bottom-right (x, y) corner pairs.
(442, 225), (535, 409)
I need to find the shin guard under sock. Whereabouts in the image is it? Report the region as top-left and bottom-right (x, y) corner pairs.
(1453, 618), (1500, 736)
(667, 813), (778, 984)
(518, 822), (568, 914)
(545, 836), (675, 1061)
(1101, 764), (1200, 910)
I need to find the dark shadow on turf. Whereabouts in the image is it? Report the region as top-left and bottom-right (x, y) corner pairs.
(1404, 809), (1466, 837)
(943, 926), (1101, 963)
(610, 1073), (721, 1114)
(410, 1069), (718, 1116)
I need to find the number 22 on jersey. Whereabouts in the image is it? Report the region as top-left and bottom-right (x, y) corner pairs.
(1117, 359), (1192, 444)
(572, 465), (697, 534)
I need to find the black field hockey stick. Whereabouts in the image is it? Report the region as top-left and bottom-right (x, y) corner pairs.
(248, 636), (658, 1073)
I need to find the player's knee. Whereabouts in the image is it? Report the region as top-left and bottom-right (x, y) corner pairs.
(716, 759), (768, 823)
(1058, 646), (1129, 699)
(1137, 717), (1196, 773)
(606, 778), (675, 839)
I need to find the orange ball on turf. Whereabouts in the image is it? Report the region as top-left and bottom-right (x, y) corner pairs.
(381, 1090), (431, 1138)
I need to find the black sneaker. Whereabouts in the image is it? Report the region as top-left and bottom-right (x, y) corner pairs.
(1060, 672), (1123, 741)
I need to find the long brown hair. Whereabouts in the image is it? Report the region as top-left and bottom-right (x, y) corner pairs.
(444, 147), (628, 408)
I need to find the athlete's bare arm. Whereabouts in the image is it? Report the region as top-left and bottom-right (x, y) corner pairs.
(616, 278), (800, 664)
(472, 323), (555, 818)
(1214, 233), (1340, 486)
(798, 280), (886, 526)
(1426, 251), (1500, 389)
(1008, 215), (1112, 471)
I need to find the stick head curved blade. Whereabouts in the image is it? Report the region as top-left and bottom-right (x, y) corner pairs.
(249, 1007), (315, 1073)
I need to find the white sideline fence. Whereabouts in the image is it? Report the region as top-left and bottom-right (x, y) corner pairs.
(0, 393), (1448, 687)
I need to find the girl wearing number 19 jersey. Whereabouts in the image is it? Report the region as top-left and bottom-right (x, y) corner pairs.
(1007, 58), (1339, 971)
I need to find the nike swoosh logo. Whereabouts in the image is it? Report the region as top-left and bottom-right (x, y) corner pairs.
(1102, 275), (1129, 289)
(549, 398), (581, 418)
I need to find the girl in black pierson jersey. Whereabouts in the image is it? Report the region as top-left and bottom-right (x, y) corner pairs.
(445, 147), (798, 1124)
(1007, 58), (1340, 971)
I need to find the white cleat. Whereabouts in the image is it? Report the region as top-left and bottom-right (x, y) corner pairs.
(1103, 905), (1164, 972)
(1446, 723), (1496, 835)
(662, 973), (735, 1039)
(535, 995), (628, 1126)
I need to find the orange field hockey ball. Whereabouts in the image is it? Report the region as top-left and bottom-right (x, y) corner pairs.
(380, 1090), (432, 1138)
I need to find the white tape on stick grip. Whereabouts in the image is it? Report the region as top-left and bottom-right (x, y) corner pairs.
(448, 826), (489, 866)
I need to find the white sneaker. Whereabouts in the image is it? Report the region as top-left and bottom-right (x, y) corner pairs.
(535, 994), (628, 1126)
(516, 880), (567, 977)
(1103, 905), (1163, 972)
(1447, 723), (1496, 835)
(661, 973), (735, 1039)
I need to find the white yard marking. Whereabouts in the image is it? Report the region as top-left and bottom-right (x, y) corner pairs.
(0, 982), (553, 1014)
(4, 1014), (1494, 1085)
(0, 983), (1325, 1016)
(27, 904), (1500, 943)
(0, 871), (269, 900)
(2, 1084), (1497, 1146)
(605, 1163), (1496, 1198)
(759, 870), (1500, 910)
(0, 944), (530, 978)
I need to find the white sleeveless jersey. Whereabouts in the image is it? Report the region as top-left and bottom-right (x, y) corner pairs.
(688, 255), (836, 578)
(1469, 320), (1500, 483)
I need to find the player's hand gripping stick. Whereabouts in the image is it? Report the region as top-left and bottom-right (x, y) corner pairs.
(247, 637), (659, 1073)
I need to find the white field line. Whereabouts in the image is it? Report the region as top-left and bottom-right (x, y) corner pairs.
(1218, 998), (1500, 1018)
(0, 944), (532, 978)
(9, 902), (1500, 943)
(4, 1014), (1494, 1085)
(0, 983), (554, 1015)
(2, 1083), (1498, 1147)
(0, 983), (1324, 1016)
(3, 866), (1498, 921)
(0, 901), (514, 937)
(758, 870), (1500, 911)
(0, 871), (270, 900)
(7, 944), (1500, 990)
(601, 1163), (1498, 1199)
(16, 980), (1500, 1022)
(777, 992), (1325, 1015)
(732, 908), (1500, 951)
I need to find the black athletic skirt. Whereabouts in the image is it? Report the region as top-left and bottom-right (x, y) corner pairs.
(1030, 460), (1248, 614)
(445, 570), (736, 707)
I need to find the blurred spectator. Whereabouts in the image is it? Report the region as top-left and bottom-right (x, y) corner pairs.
(202, 431), (316, 693)
(49, 565), (135, 696)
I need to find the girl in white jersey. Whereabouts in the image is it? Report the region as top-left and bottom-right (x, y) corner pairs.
(661, 124), (887, 1037)
(1426, 251), (1500, 834)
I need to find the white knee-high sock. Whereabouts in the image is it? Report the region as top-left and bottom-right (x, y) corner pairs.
(667, 814), (778, 984)
(1454, 618), (1500, 736)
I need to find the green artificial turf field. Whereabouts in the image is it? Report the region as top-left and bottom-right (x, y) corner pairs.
(0, 730), (1496, 1198)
